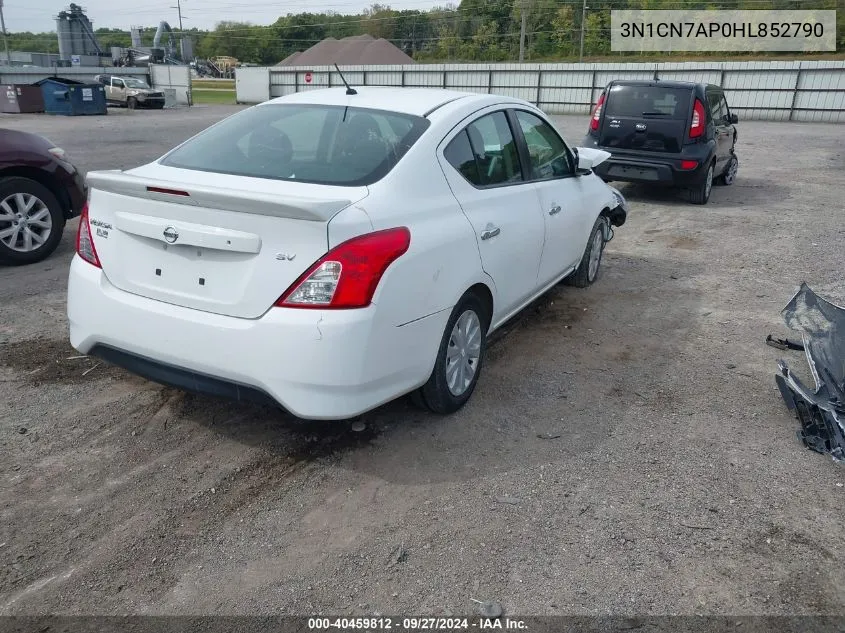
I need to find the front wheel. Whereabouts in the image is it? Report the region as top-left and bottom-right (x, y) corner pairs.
(715, 154), (738, 186)
(127, 97), (137, 110)
(0, 177), (66, 265)
(413, 292), (489, 415)
(566, 215), (607, 288)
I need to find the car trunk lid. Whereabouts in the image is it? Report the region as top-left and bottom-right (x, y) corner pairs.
(598, 84), (693, 153)
(85, 167), (368, 319)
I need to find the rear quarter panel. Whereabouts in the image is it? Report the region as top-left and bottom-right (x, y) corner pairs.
(353, 130), (493, 329)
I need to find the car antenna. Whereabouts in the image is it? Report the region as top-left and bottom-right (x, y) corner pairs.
(334, 63), (358, 96)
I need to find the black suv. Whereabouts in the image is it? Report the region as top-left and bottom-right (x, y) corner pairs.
(581, 80), (738, 204)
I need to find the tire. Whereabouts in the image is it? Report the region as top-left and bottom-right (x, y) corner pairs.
(0, 177), (66, 265)
(715, 153), (738, 186)
(127, 97), (137, 110)
(688, 162), (714, 205)
(413, 292), (490, 415)
(566, 215), (608, 288)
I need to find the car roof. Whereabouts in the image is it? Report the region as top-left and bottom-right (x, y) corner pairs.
(264, 87), (498, 118)
(609, 79), (707, 90)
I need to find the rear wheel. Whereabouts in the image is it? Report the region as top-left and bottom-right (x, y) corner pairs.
(566, 215), (607, 288)
(413, 292), (489, 415)
(0, 177), (65, 265)
(715, 153), (738, 186)
(688, 162), (714, 205)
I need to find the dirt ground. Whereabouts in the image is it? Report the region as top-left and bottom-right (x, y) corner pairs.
(1, 106), (844, 616)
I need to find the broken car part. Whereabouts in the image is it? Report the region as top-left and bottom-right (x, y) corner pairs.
(774, 283), (845, 461)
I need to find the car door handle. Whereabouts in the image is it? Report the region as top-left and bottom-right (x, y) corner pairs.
(480, 225), (501, 241)
(549, 205), (562, 216)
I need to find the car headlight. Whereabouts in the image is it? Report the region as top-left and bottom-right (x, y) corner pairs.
(47, 146), (68, 161)
(610, 186), (627, 211)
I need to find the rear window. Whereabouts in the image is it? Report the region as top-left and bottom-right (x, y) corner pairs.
(160, 104), (430, 186)
(605, 85), (691, 119)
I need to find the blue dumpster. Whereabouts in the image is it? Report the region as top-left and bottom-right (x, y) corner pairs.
(36, 77), (107, 116)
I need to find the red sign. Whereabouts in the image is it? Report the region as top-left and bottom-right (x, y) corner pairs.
(304, 72), (313, 84)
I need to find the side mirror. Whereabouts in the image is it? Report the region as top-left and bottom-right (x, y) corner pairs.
(730, 113), (738, 124)
(574, 147), (612, 172)
(570, 148), (580, 172)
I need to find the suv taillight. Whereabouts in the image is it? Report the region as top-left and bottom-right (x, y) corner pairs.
(689, 98), (706, 139)
(75, 203), (101, 268)
(275, 227), (411, 309)
(590, 92), (606, 132)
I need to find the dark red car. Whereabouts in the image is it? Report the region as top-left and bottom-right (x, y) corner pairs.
(0, 128), (86, 264)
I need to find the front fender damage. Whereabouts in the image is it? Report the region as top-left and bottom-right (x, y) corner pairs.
(774, 283), (845, 461)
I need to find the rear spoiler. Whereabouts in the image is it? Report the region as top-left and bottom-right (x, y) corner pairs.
(86, 170), (353, 222)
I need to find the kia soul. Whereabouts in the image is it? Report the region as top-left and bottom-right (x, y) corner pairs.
(581, 80), (739, 204)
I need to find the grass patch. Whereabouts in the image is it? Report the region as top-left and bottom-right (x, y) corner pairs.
(192, 89), (237, 105)
(192, 79), (235, 90)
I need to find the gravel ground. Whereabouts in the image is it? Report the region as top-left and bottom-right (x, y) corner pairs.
(0, 105), (844, 617)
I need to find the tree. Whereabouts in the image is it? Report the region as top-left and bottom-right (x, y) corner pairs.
(552, 6), (577, 58)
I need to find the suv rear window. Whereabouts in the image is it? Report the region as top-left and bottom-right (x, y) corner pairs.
(605, 85), (691, 119)
(161, 104), (430, 186)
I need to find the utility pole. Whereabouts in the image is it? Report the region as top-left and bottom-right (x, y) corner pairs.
(171, 0), (183, 31)
(579, 0), (587, 62)
(518, 0), (527, 62)
(0, 0), (12, 68)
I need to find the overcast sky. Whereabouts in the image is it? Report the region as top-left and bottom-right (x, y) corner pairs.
(3, 0), (450, 33)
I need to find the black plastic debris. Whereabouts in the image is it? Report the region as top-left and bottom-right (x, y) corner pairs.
(774, 283), (845, 461)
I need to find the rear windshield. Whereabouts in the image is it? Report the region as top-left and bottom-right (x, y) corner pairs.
(160, 104), (430, 186)
(605, 85), (691, 119)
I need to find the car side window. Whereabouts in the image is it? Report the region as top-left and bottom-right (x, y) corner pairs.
(113, 79), (124, 89)
(444, 130), (481, 186)
(466, 112), (523, 186)
(514, 110), (573, 180)
(708, 91), (725, 124)
(720, 95), (731, 122)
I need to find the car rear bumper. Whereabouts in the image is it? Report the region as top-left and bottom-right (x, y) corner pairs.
(583, 139), (712, 187)
(593, 154), (709, 187)
(67, 257), (448, 420)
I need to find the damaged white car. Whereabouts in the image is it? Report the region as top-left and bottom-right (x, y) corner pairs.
(67, 87), (628, 420)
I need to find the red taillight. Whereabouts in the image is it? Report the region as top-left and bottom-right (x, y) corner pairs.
(275, 227), (411, 309)
(680, 160), (698, 170)
(689, 99), (706, 139)
(75, 203), (101, 268)
(590, 92), (606, 131)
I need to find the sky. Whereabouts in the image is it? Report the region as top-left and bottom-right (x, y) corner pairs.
(3, 0), (450, 33)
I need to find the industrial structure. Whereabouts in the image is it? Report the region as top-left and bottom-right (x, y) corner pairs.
(111, 21), (192, 68)
(52, 3), (195, 69)
(55, 3), (107, 65)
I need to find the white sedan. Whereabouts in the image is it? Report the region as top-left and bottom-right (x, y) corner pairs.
(67, 87), (628, 420)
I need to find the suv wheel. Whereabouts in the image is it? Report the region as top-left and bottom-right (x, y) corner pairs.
(689, 162), (714, 205)
(127, 97), (137, 110)
(0, 177), (66, 265)
(716, 154), (738, 186)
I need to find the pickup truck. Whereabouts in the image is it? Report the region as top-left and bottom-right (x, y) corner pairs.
(95, 74), (165, 110)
